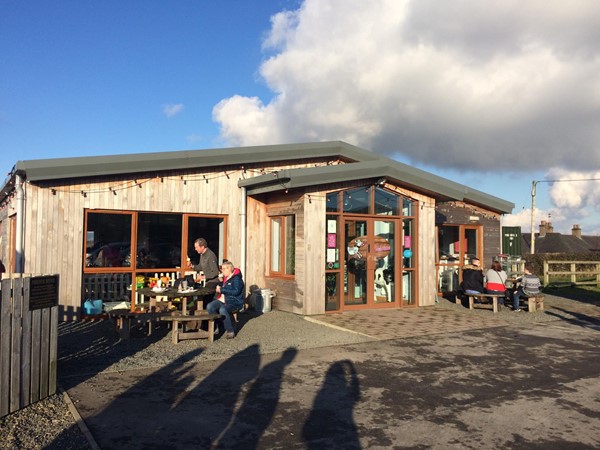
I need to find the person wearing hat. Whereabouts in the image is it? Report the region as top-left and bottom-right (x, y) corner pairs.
(460, 257), (484, 295)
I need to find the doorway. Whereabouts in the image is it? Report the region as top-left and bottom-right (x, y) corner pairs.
(343, 218), (397, 308)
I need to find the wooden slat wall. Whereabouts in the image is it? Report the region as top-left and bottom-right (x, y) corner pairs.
(0, 276), (58, 418)
(302, 192), (326, 315)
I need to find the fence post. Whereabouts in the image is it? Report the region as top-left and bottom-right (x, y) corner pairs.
(543, 260), (549, 286)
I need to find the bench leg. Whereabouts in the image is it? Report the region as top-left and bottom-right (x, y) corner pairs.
(172, 320), (180, 344)
(527, 298), (536, 312)
(537, 299), (544, 311)
(208, 320), (214, 343)
(492, 298), (498, 313)
(468, 296), (474, 310)
(117, 317), (131, 340)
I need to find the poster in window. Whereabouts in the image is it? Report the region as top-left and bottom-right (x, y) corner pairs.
(327, 219), (337, 233)
(404, 235), (412, 249)
(327, 233), (337, 248)
(327, 248), (337, 263)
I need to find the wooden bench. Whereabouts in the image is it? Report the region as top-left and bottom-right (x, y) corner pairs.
(161, 311), (223, 343)
(465, 293), (506, 313)
(520, 295), (545, 312)
(108, 309), (166, 340)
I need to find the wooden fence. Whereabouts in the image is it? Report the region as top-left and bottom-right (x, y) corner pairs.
(543, 260), (600, 287)
(0, 275), (59, 418)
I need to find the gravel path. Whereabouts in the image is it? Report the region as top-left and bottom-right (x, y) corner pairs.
(1, 293), (598, 449)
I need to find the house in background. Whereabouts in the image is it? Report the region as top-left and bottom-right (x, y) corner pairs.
(0, 141), (513, 320)
(522, 221), (600, 254)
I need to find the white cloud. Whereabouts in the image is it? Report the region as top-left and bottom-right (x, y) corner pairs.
(214, 0), (600, 173)
(163, 103), (184, 118)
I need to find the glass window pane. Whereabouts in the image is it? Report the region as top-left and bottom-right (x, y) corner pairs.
(187, 217), (226, 267)
(325, 272), (340, 311)
(271, 218), (281, 272)
(326, 192), (339, 212)
(402, 270), (415, 305)
(403, 219), (414, 268)
(85, 212), (132, 268)
(285, 216), (295, 275)
(464, 228), (478, 261)
(343, 187), (370, 214)
(438, 226), (460, 263)
(375, 187), (399, 215)
(136, 213), (182, 269)
(403, 198), (415, 216)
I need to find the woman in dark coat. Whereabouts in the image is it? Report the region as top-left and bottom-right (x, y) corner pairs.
(207, 260), (244, 338)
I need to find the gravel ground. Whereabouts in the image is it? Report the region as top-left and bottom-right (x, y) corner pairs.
(1, 293), (598, 450)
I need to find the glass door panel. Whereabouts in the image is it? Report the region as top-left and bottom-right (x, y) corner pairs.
(374, 220), (395, 304)
(344, 219), (368, 306)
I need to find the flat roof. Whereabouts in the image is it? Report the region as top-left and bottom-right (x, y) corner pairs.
(3, 141), (513, 213)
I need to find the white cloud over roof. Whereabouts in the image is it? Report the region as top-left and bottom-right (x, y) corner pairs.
(213, 0), (600, 233)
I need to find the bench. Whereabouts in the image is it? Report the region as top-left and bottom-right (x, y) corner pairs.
(107, 309), (166, 340)
(161, 311), (223, 343)
(464, 293), (506, 313)
(520, 295), (545, 312)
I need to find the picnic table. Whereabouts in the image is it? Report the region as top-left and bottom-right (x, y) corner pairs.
(108, 286), (216, 339)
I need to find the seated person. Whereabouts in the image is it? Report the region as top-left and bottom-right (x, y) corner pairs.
(207, 261), (244, 338)
(484, 260), (508, 305)
(512, 264), (541, 311)
(460, 257), (484, 295)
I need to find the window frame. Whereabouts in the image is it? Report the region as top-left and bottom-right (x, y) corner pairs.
(269, 214), (296, 278)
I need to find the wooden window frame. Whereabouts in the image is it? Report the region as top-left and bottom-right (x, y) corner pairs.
(269, 215), (295, 278)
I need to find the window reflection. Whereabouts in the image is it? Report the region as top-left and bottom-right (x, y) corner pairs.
(375, 187), (399, 215)
(136, 213), (182, 269)
(85, 213), (132, 268)
(343, 187), (370, 214)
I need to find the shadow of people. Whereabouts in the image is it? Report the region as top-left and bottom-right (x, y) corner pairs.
(215, 347), (297, 449)
(58, 319), (171, 390)
(545, 306), (600, 330)
(302, 359), (361, 449)
(55, 344), (261, 449)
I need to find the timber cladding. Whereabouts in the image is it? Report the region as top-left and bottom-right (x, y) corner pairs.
(0, 276), (58, 418)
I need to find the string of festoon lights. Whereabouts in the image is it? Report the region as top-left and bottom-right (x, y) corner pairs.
(39, 160), (345, 197)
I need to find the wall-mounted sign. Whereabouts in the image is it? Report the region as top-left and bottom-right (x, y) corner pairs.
(29, 275), (59, 311)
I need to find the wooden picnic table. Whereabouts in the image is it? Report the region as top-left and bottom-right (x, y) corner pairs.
(136, 286), (216, 315)
(108, 286), (216, 339)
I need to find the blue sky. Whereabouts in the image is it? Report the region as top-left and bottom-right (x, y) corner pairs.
(2, 0), (600, 236)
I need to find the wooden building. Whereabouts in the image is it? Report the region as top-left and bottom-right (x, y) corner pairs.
(0, 141), (513, 320)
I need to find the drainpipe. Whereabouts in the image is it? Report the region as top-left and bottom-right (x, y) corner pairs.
(15, 174), (25, 273)
(240, 186), (247, 279)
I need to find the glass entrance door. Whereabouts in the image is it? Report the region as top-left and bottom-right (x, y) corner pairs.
(343, 218), (397, 308)
(344, 219), (369, 306)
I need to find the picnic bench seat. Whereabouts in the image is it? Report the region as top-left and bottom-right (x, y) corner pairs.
(107, 308), (166, 340)
(456, 293), (506, 313)
(518, 295), (545, 312)
(161, 310), (224, 343)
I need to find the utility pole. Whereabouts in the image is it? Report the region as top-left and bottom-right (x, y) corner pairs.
(530, 180), (537, 255)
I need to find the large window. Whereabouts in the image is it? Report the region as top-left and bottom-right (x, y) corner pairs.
(83, 210), (226, 310)
(436, 224), (481, 293)
(270, 215), (295, 276)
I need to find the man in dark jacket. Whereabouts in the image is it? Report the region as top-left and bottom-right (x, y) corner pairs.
(192, 238), (220, 288)
(207, 260), (245, 338)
